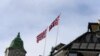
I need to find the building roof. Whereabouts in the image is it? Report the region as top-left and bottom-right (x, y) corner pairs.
(53, 22), (100, 55)
(64, 23), (100, 51)
(8, 32), (26, 53)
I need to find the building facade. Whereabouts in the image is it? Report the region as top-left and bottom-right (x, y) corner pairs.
(5, 33), (26, 56)
(49, 22), (100, 56)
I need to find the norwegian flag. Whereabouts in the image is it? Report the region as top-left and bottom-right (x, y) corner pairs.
(49, 15), (60, 31)
(36, 29), (47, 43)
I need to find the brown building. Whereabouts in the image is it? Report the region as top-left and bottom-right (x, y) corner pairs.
(49, 22), (100, 56)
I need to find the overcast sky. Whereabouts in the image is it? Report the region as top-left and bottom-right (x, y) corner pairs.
(0, 0), (100, 56)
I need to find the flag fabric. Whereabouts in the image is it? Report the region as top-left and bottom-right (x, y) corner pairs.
(49, 15), (60, 31)
(36, 29), (47, 43)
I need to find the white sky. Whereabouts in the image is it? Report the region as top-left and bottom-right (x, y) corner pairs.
(0, 0), (100, 56)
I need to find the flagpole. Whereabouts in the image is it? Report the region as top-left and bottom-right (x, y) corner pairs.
(55, 13), (61, 46)
(43, 37), (46, 56)
(43, 28), (48, 56)
(55, 22), (59, 46)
